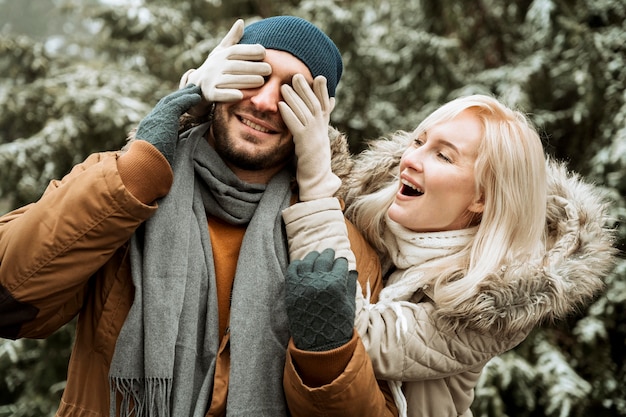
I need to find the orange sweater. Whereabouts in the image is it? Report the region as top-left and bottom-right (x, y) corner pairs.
(208, 215), (356, 372)
(208, 216), (245, 339)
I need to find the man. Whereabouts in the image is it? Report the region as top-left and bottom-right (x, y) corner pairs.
(0, 16), (396, 416)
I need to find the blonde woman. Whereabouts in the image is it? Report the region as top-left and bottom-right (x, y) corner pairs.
(279, 91), (617, 416)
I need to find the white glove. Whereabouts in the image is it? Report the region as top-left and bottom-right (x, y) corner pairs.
(179, 19), (272, 115)
(278, 74), (341, 201)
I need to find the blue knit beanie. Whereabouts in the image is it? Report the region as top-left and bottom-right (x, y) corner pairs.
(239, 16), (343, 97)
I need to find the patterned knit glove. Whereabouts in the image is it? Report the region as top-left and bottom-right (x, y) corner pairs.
(285, 248), (357, 351)
(135, 84), (202, 164)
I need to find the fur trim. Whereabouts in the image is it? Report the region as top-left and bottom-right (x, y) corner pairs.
(435, 160), (617, 337)
(346, 133), (618, 337)
(343, 131), (408, 207)
(328, 126), (354, 200)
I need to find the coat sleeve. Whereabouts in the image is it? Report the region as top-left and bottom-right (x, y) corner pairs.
(281, 197), (378, 307)
(355, 298), (529, 381)
(282, 197), (357, 268)
(282, 200), (396, 415)
(0, 141), (171, 339)
(284, 333), (398, 417)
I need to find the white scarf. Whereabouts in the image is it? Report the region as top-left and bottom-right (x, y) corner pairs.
(379, 215), (477, 302)
(374, 216), (477, 417)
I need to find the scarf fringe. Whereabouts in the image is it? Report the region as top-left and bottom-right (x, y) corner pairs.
(110, 377), (172, 417)
(368, 301), (415, 343)
(388, 380), (408, 417)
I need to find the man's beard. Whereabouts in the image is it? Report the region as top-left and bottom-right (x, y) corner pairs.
(210, 104), (294, 171)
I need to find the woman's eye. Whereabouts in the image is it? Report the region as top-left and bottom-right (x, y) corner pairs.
(438, 153), (452, 163)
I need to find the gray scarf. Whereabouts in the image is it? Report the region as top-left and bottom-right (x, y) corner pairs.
(109, 122), (292, 417)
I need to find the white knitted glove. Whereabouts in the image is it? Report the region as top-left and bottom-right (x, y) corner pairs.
(179, 19), (271, 115)
(278, 74), (341, 201)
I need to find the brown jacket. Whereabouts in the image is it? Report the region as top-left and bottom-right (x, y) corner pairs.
(0, 139), (397, 416)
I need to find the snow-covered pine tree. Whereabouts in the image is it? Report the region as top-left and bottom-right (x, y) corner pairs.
(0, 0), (623, 415)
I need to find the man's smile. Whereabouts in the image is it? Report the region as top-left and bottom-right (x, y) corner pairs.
(239, 116), (277, 134)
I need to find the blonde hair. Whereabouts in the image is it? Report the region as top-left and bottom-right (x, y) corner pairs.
(347, 94), (547, 308)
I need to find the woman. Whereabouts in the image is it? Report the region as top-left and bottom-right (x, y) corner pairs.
(280, 93), (617, 416)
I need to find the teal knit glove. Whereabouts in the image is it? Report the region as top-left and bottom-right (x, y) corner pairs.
(135, 84), (202, 164)
(285, 248), (357, 351)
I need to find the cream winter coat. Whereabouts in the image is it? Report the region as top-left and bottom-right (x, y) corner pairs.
(284, 128), (617, 417)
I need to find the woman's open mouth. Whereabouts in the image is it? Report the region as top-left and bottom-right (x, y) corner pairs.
(400, 179), (424, 196)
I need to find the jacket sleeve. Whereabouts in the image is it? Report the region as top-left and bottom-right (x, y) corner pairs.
(284, 332), (398, 417)
(355, 298), (529, 381)
(282, 197), (357, 268)
(283, 200), (396, 415)
(0, 140), (171, 339)
(282, 195), (382, 312)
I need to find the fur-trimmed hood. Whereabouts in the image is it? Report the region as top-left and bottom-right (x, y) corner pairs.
(335, 127), (618, 337)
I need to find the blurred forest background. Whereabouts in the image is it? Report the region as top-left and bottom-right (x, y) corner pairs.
(0, 0), (624, 416)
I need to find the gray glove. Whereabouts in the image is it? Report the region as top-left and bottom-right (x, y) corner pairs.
(285, 248), (357, 351)
(135, 84), (202, 164)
